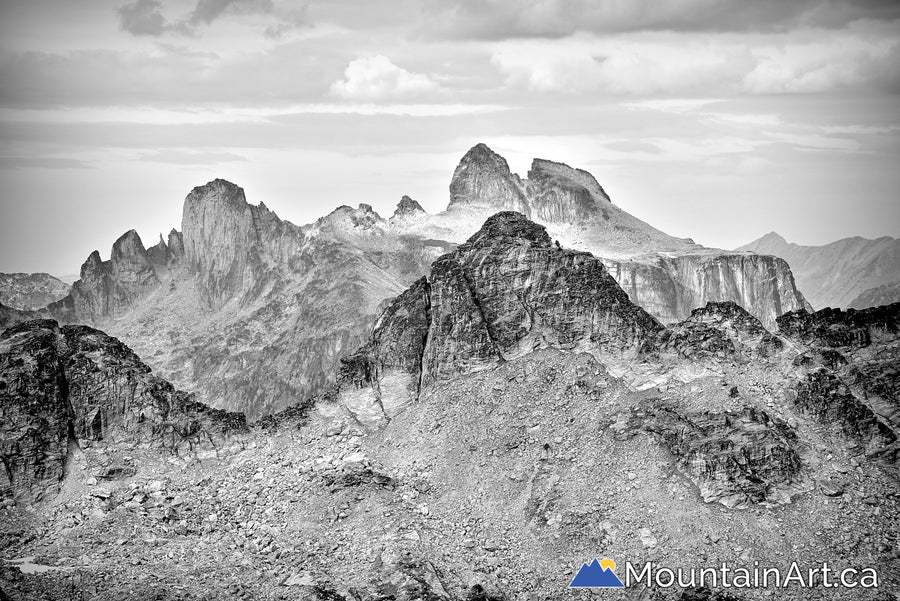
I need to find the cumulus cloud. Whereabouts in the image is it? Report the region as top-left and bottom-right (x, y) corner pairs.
(329, 56), (440, 100)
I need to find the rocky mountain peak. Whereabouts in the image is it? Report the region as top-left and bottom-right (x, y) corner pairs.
(337, 212), (663, 426)
(182, 179), (263, 309)
(185, 178), (248, 210)
(759, 231), (788, 245)
(457, 210), (552, 250)
(528, 158), (611, 204)
(110, 229), (148, 261)
(391, 195), (426, 222)
(448, 143), (529, 214)
(446, 143), (615, 223)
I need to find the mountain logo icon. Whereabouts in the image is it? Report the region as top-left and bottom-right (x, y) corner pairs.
(569, 558), (625, 588)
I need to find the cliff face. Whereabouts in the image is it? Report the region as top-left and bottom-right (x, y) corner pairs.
(0, 273), (70, 310)
(181, 179), (301, 310)
(605, 252), (810, 329)
(0, 319), (247, 503)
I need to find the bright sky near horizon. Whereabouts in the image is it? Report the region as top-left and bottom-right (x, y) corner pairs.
(1, 0), (899, 275)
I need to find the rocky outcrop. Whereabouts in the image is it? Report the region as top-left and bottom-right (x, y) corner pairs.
(47, 230), (161, 322)
(146, 229), (185, 272)
(777, 303), (900, 349)
(793, 369), (897, 458)
(642, 406), (803, 508)
(0, 319), (247, 503)
(656, 301), (784, 362)
(338, 212), (663, 425)
(167, 228), (185, 265)
(0, 273), (70, 310)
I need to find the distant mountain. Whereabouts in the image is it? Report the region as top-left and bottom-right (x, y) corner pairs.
(0, 272), (70, 310)
(737, 232), (900, 310)
(851, 281), (900, 309)
(1, 144), (811, 418)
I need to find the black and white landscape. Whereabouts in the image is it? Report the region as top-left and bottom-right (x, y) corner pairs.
(1, 2), (899, 600)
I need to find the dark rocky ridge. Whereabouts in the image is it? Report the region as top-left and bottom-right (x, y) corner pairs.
(777, 303), (900, 349)
(655, 301), (784, 362)
(0, 319), (246, 503)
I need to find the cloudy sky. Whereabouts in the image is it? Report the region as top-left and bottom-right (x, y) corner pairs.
(1, 0), (899, 275)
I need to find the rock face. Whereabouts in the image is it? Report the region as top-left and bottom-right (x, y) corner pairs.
(605, 253), (809, 329)
(0, 319), (247, 502)
(0, 273), (70, 310)
(181, 179), (303, 310)
(449, 143), (530, 215)
(777, 303), (900, 349)
(0, 320), (74, 502)
(737, 231), (900, 310)
(338, 212), (663, 425)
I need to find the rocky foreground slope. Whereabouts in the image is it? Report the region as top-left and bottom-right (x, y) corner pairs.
(0, 144), (812, 421)
(2, 213), (896, 600)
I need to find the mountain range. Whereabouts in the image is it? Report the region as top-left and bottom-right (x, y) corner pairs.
(737, 231), (900, 310)
(2, 210), (898, 599)
(0, 143), (812, 419)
